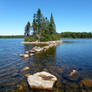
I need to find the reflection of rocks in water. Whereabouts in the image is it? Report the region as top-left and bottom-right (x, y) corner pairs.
(46, 47), (56, 57)
(34, 47), (56, 60)
(28, 47), (57, 75)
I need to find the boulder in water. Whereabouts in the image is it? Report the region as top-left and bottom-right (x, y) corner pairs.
(69, 70), (77, 77)
(20, 54), (29, 58)
(27, 71), (57, 90)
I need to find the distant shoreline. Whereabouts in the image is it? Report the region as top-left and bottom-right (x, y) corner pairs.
(0, 35), (24, 38)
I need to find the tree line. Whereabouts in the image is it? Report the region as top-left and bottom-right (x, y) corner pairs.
(0, 35), (24, 38)
(0, 32), (92, 39)
(61, 32), (92, 38)
(24, 8), (60, 42)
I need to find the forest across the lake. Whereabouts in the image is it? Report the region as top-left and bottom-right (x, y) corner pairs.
(0, 32), (92, 39)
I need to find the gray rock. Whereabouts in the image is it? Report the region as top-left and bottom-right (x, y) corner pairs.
(27, 71), (57, 90)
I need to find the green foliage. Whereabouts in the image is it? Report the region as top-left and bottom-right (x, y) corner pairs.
(32, 14), (37, 35)
(24, 21), (31, 36)
(61, 32), (92, 38)
(49, 13), (56, 34)
(24, 35), (38, 42)
(36, 8), (43, 32)
(24, 8), (59, 42)
(40, 34), (60, 42)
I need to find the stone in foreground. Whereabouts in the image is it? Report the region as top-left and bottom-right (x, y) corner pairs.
(27, 71), (57, 90)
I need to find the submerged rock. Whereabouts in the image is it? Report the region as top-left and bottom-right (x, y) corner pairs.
(80, 79), (92, 88)
(24, 73), (30, 77)
(56, 67), (62, 73)
(27, 71), (57, 90)
(62, 70), (80, 82)
(69, 70), (77, 77)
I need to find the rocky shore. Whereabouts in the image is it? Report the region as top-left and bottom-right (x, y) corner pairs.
(21, 40), (62, 45)
(19, 40), (62, 89)
(20, 40), (62, 58)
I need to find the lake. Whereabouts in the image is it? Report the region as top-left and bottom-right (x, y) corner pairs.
(0, 38), (92, 92)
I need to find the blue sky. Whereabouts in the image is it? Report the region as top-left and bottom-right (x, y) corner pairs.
(0, 0), (92, 35)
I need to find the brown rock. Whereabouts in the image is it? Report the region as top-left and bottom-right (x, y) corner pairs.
(22, 66), (30, 71)
(80, 79), (92, 88)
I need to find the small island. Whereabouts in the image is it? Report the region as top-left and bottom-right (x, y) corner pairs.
(23, 8), (61, 44)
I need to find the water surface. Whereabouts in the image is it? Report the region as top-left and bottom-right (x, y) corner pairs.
(0, 38), (92, 92)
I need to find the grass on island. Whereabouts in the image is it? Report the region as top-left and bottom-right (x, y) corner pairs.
(24, 34), (60, 42)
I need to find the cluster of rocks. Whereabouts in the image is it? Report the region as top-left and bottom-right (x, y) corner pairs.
(22, 67), (78, 90)
(20, 40), (62, 58)
(19, 41), (62, 89)
(26, 69), (78, 90)
(21, 40), (62, 45)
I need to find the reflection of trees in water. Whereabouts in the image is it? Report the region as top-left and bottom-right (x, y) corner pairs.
(29, 47), (57, 73)
(34, 46), (56, 59)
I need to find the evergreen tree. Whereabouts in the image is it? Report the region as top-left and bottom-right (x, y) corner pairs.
(24, 9), (60, 42)
(36, 8), (43, 33)
(41, 17), (50, 34)
(49, 13), (56, 34)
(24, 21), (31, 36)
(32, 14), (37, 35)
(35, 8), (43, 41)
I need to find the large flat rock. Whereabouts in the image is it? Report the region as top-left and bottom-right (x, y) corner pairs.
(27, 71), (57, 90)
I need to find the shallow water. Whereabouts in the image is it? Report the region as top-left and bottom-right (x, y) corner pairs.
(0, 38), (92, 92)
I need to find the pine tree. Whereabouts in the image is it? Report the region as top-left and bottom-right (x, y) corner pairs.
(24, 21), (31, 36)
(43, 17), (50, 34)
(49, 13), (56, 34)
(32, 14), (37, 35)
(36, 8), (43, 33)
(24, 9), (59, 42)
(35, 8), (43, 41)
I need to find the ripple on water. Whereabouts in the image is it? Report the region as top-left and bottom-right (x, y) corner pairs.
(0, 39), (92, 92)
